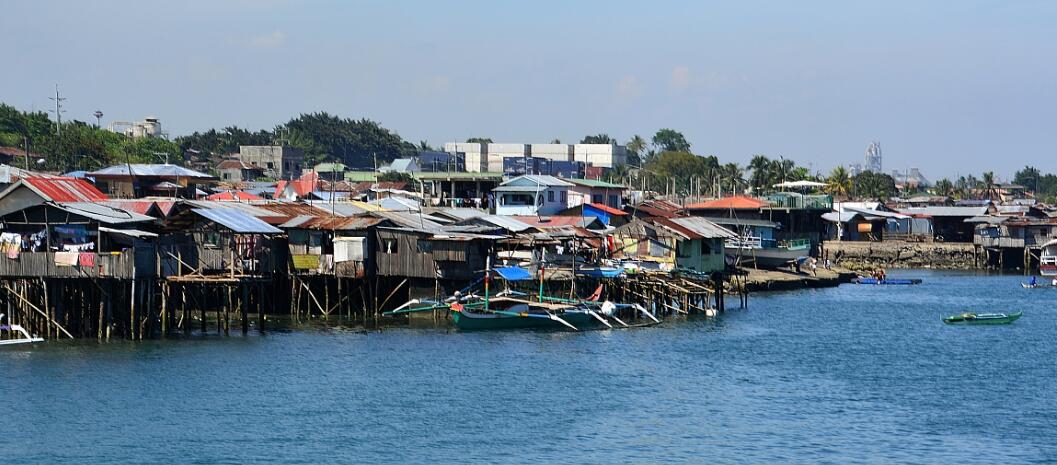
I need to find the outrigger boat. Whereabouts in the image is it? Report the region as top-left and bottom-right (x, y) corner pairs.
(0, 314), (45, 346)
(385, 258), (659, 331)
(943, 311), (1022, 325)
(854, 277), (922, 285)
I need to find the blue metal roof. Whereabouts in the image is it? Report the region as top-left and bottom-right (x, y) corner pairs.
(192, 208), (282, 234)
(493, 266), (533, 281)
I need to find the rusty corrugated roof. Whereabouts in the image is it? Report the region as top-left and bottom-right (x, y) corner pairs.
(24, 177), (109, 202)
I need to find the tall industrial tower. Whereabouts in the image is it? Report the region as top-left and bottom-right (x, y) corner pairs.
(864, 141), (882, 173)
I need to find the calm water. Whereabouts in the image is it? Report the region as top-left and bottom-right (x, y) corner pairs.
(2, 270), (1056, 464)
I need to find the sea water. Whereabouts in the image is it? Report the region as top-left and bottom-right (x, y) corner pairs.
(2, 270), (1055, 464)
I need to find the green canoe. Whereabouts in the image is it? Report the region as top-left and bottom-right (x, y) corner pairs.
(943, 311), (1022, 325)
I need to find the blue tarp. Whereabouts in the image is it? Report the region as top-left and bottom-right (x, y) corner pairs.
(493, 266), (533, 281)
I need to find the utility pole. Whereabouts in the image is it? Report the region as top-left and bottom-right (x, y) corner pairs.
(49, 84), (66, 166)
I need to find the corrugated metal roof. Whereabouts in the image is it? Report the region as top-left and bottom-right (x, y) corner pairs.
(98, 226), (159, 238)
(493, 185), (547, 193)
(897, 206), (989, 217)
(562, 178), (626, 189)
(696, 216), (778, 228)
(192, 208), (282, 234)
(88, 164), (216, 180)
(372, 211), (447, 231)
(280, 215), (387, 230)
(664, 217), (737, 239)
(459, 215), (535, 232)
(585, 203), (627, 216)
(685, 196), (769, 210)
(54, 202), (156, 224)
(499, 174), (574, 187)
(512, 216), (604, 229)
(305, 202), (370, 216)
(24, 177), (109, 202)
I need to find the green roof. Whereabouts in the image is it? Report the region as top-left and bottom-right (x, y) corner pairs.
(344, 171), (379, 182)
(315, 162), (346, 173)
(562, 178), (626, 189)
(411, 172), (505, 181)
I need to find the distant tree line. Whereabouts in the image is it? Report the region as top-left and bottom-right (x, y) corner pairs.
(0, 103), (180, 172)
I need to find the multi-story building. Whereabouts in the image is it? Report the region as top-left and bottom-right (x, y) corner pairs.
(445, 142), (626, 172)
(237, 145), (304, 180)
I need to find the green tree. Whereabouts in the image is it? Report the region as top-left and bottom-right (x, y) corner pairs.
(580, 133), (615, 144)
(625, 135), (646, 166)
(747, 154), (772, 193)
(981, 171), (998, 200)
(825, 166), (852, 199)
(932, 178), (955, 198)
(852, 171), (897, 199)
(465, 137), (492, 144)
(651, 128), (691, 153)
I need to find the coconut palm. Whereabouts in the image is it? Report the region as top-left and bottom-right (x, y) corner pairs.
(981, 171), (999, 200)
(825, 166), (852, 199)
(933, 178), (955, 198)
(748, 154), (772, 193)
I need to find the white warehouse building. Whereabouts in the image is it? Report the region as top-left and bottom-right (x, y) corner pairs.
(444, 142), (626, 172)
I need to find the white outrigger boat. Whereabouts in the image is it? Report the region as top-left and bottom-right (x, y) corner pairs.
(1040, 239), (1057, 276)
(0, 314), (44, 346)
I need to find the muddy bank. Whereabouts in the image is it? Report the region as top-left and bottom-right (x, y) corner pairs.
(823, 241), (977, 271)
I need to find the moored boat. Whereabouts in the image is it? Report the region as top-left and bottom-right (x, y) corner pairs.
(943, 311), (1022, 325)
(0, 314), (44, 346)
(1041, 239), (1057, 276)
(854, 277), (922, 285)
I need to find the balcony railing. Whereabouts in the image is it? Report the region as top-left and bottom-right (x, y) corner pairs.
(763, 193), (833, 210)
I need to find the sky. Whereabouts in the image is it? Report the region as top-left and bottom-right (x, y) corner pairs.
(3, 0), (1055, 180)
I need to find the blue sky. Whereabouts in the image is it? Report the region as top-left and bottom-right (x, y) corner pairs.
(3, 1), (1054, 179)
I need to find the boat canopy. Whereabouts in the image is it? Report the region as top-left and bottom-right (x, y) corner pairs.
(493, 266), (533, 281)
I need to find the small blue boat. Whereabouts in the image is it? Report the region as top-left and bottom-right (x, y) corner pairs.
(854, 278), (922, 285)
(576, 267), (624, 279)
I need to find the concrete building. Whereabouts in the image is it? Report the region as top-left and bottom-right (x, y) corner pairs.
(486, 144), (529, 173)
(443, 142), (488, 172)
(529, 144), (574, 162)
(108, 117), (162, 139)
(573, 144), (626, 168)
(216, 159), (265, 183)
(446, 142), (627, 172)
(237, 145), (305, 179)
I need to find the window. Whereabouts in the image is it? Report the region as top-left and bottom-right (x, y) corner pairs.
(560, 191), (567, 204)
(417, 239), (433, 253)
(592, 194), (604, 204)
(676, 240), (693, 258)
(267, 162), (274, 169)
(609, 195), (618, 207)
(548, 191), (555, 203)
(383, 239), (398, 254)
(222, 173), (230, 180)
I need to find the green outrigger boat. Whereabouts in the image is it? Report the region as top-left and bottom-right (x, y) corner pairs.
(943, 311), (1022, 325)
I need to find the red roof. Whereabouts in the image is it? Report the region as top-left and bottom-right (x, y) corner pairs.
(206, 191), (264, 201)
(685, 195), (769, 210)
(586, 203), (627, 216)
(24, 177), (108, 202)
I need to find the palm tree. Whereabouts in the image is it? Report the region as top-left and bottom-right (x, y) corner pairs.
(748, 154), (771, 193)
(626, 135), (647, 165)
(724, 162), (744, 192)
(825, 166), (852, 199)
(982, 171), (998, 200)
(933, 178), (955, 198)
